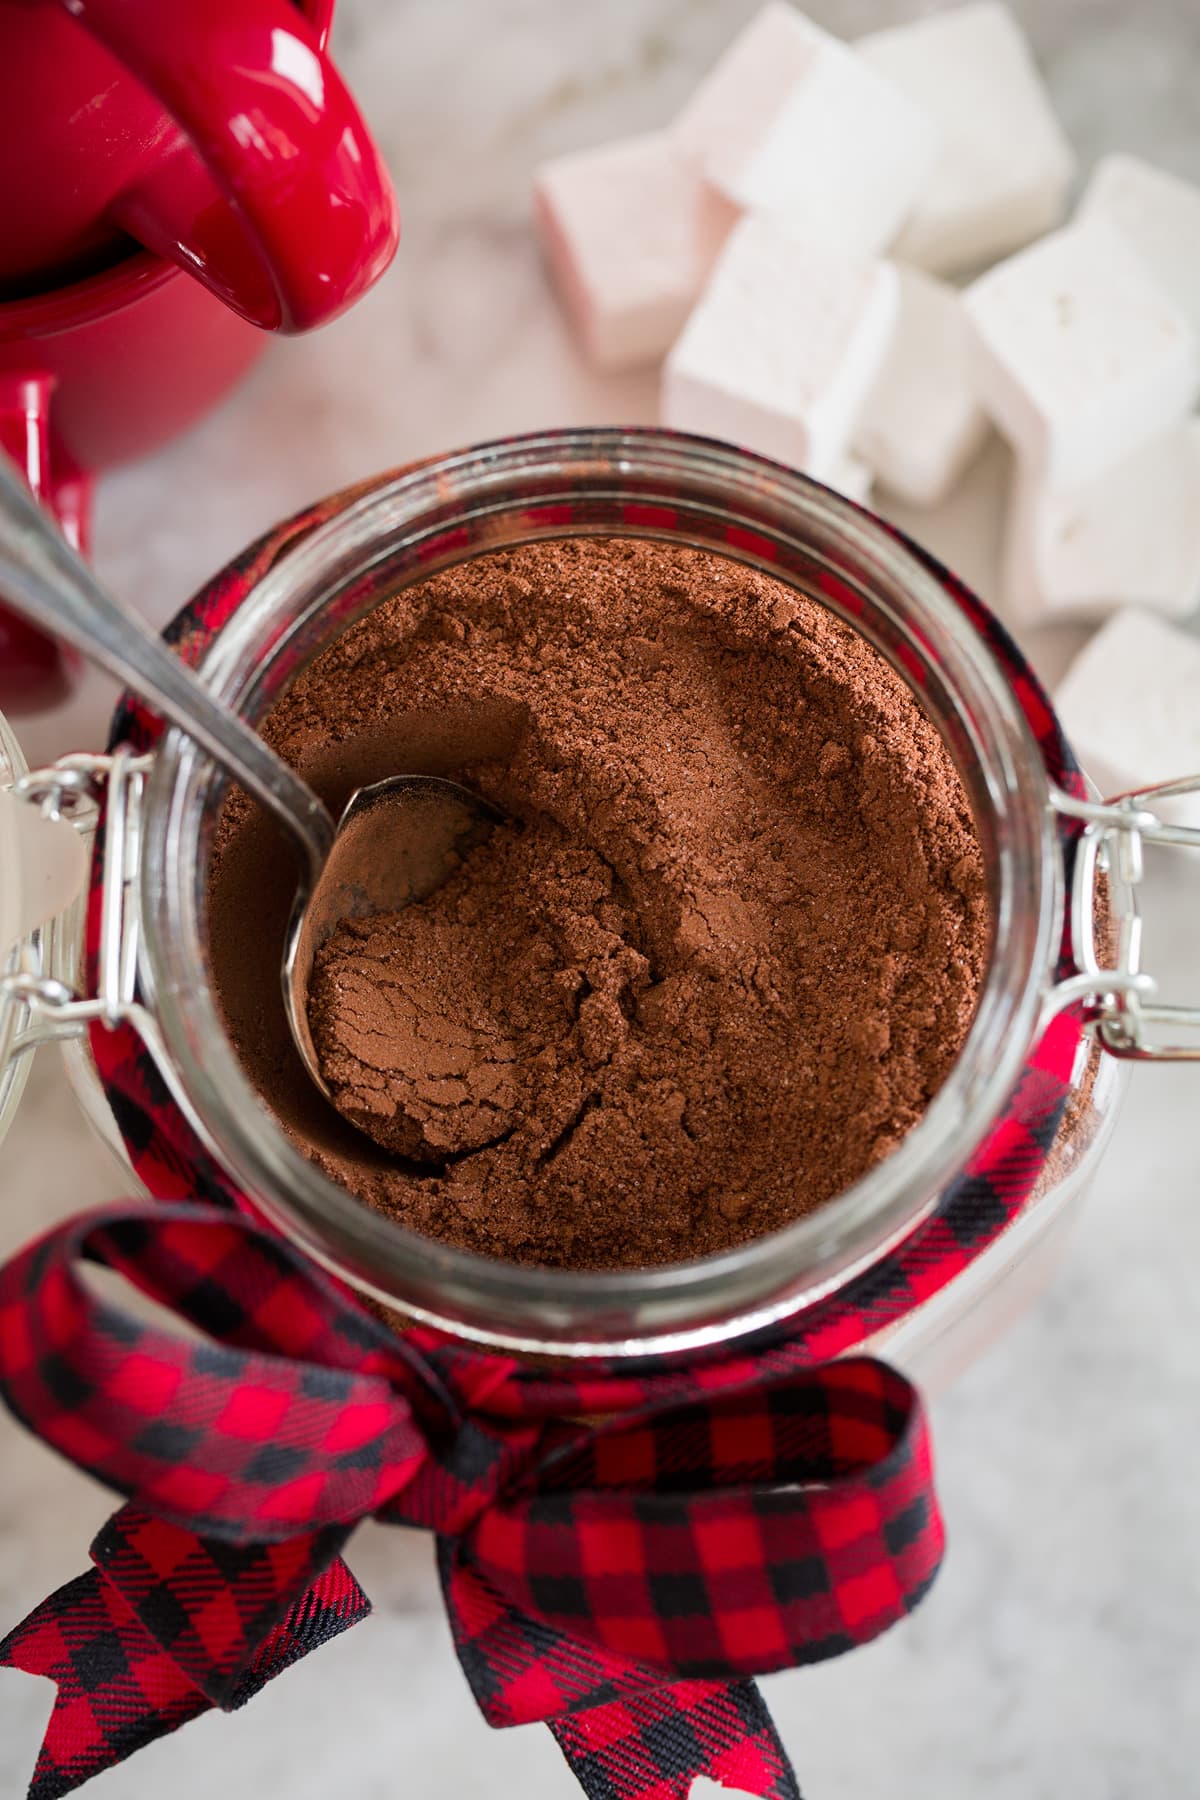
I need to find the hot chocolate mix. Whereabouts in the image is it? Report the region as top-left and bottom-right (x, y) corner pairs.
(208, 537), (990, 1271)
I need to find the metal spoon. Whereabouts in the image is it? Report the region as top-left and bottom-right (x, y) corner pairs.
(0, 452), (499, 1107)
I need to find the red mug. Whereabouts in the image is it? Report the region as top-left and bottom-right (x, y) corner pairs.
(0, 0), (399, 711)
(0, 0), (398, 334)
(0, 252), (271, 708)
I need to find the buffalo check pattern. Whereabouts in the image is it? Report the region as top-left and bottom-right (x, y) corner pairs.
(0, 1203), (938, 1800)
(0, 447), (1090, 1800)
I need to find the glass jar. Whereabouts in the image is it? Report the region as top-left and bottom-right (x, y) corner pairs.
(873, 1031), (1122, 1392)
(8, 430), (1198, 1370)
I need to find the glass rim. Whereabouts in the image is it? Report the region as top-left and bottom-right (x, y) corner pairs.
(137, 429), (1062, 1358)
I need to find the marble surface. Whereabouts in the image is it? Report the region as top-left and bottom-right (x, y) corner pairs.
(4, 1), (1200, 1795)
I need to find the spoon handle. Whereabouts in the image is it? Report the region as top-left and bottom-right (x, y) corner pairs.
(0, 452), (334, 882)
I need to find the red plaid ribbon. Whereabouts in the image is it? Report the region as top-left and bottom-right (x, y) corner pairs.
(0, 1201), (940, 1800)
(0, 459), (1091, 1798)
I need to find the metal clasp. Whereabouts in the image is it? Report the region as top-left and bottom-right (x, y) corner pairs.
(1050, 776), (1200, 1062)
(0, 749), (152, 1063)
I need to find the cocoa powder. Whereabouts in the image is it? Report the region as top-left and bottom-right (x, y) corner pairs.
(208, 537), (990, 1271)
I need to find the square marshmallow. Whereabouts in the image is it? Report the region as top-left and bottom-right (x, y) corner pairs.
(964, 216), (1200, 487)
(534, 131), (738, 372)
(827, 455), (874, 506)
(1079, 154), (1200, 342)
(854, 266), (989, 506)
(673, 3), (937, 256)
(1004, 421), (1200, 626)
(1055, 609), (1200, 828)
(858, 2), (1075, 276)
(662, 214), (899, 481)
(674, 2), (819, 173)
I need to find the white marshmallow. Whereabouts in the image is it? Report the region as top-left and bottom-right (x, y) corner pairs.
(1005, 421), (1200, 626)
(674, 3), (820, 174)
(662, 215), (900, 481)
(1079, 154), (1200, 343)
(858, 2), (1075, 276)
(674, 4), (937, 257)
(827, 454), (875, 506)
(963, 216), (1200, 487)
(854, 266), (989, 506)
(1054, 609), (1200, 827)
(534, 132), (738, 372)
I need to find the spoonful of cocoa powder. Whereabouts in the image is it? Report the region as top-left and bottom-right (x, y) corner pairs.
(309, 899), (525, 1159)
(280, 773), (507, 1134)
(306, 811), (648, 1164)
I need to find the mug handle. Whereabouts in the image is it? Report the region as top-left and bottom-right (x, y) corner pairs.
(0, 375), (91, 711)
(60, 0), (399, 334)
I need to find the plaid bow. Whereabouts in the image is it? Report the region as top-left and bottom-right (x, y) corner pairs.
(0, 1199), (942, 1800)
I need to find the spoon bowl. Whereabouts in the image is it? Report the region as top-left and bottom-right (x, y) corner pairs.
(283, 774), (504, 1098)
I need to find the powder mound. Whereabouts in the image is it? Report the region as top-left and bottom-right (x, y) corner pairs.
(209, 536), (991, 1272)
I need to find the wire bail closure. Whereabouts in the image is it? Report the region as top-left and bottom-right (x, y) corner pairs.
(1051, 777), (1200, 1062)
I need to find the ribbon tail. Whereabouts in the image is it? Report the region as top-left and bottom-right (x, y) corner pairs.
(548, 1679), (802, 1800)
(0, 1547), (370, 1800)
(443, 1547), (804, 1799)
(89, 1506), (365, 1711)
(1, 1568), (209, 1800)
